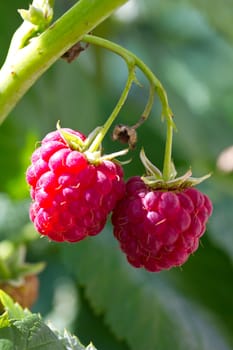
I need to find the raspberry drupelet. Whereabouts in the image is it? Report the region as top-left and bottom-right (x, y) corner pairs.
(112, 176), (213, 272)
(26, 128), (125, 242)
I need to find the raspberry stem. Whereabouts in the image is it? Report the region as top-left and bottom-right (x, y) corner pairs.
(162, 116), (174, 181)
(88, 65), (136, 152)
(83, 34), (173, 122)
(82, 34), (175, 179)
(141, 85), (156, 122)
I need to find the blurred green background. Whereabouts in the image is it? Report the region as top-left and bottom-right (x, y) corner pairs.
(0, 1), (233, 349)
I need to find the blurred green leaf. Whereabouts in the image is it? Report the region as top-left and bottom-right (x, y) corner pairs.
(187, 0), (233, 41)
(75, 287), (129, 350)
(0, 289), (27, 320)
(208, 194), (233, 262)
(0, 339), (14, 350)
(135, 0), (233, 42)
(61, 228), (232, 350)
(167, 233), (233, 342)
(0, 194), (30, 241)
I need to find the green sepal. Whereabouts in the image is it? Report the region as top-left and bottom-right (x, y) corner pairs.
(84, 127), (103, 152)
(56, 121), (85, 151)
(142, 167), (212, 191)
(168, 160), (177, 180)
(140, 148), (162, 179)
(57, 122), (129, 165)
(140, 147), (211, 190)
(0, 242), (45, 285)
(99, 148), (129, 162)
(181, 172), (212, 188)
(59, 129), (84, 151)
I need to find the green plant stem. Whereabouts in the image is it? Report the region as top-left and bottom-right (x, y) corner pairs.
(0, 0), (128, 125)
(83, 34), (173, 120)
(140, 85), (155, 123)
(162, 117), (174, 181)
(83, 34), (175, 178)
(88, 65), (136, 152)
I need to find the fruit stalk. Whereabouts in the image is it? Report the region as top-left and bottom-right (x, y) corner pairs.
(88, 65), (136, 153)
(83, 34), (173, 121)
(162, 115), (174, 181)
(82, 34), (175, 177)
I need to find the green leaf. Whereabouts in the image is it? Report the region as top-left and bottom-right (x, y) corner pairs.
(167, 234), (233, 344)
(75, 287), (128, 350)
(86, 344), (97, 350)
(0, 325), (27, 349)
(0, 290), (96, 349)
(0, 314), (66, 350)
(208, 194), (233, 263)
(0, 194), (30, 241)
(0, 339), (14, 350)
(187, 0), (233, 42)
(0, 290), (26, 321)
(61, 227), (232, 350)
(0, 313), (66, 350)
(14, 314), (65, 350)
(60, 329), (86, 350)
(51, 325), (95, 350)
(0, 313), (10, 328)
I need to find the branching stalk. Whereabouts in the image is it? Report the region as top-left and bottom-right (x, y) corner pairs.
(82, 34), (175, 179)
(82, 34), (173, 120)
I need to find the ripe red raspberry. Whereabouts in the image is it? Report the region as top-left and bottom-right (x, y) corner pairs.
(112, 176), (213, 272)
(26, 128), (125, 242)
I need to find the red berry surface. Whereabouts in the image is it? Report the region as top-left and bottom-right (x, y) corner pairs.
(112, 176), (213, 272)
(26, 129), (125, 242)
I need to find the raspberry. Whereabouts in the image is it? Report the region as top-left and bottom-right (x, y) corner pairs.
(112, 176), (213, 272)
(26, 128), (125, 242)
